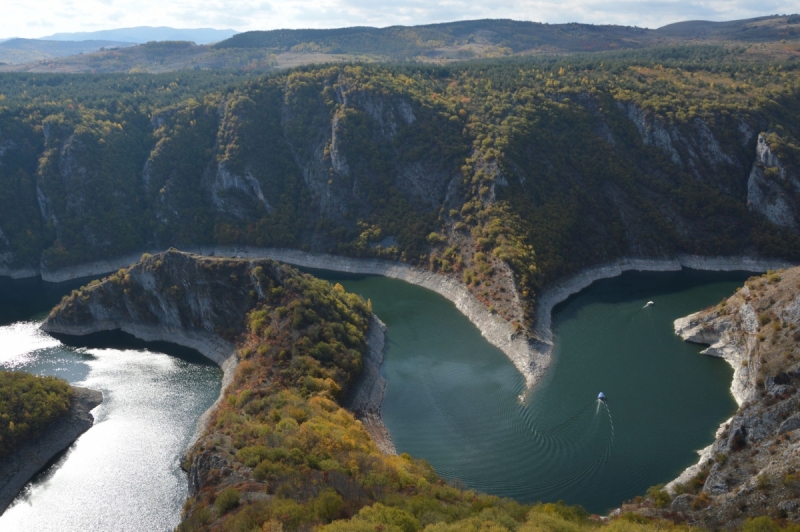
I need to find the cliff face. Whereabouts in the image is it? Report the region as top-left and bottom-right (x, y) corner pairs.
(636, 267), (800, 526)
(747, 134), (800, 230)
(3, 64), (800, 336)
(41, 250), (265, 366)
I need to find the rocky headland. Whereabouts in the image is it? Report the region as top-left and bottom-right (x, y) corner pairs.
(0, 386), (102, 514)
(625, 266), (800, 526)
(43, 251), (451, 530)
(40, 250), (394, 453)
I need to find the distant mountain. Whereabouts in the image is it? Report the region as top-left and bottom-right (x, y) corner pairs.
(40, 27), (237, 45)
(655, 14), (800, 39)
(215, 19), (651, 57)
(0, 38), (134, 65)
(214, 15), (800, 59)
(2, 15), (798, 74)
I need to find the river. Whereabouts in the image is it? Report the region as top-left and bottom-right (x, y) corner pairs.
(0, 276), (221, 532)
(0, 267), (749, 527)
(308, 267), (748, 514)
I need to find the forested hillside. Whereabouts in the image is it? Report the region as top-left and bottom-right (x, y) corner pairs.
(2, 46), (800, 328)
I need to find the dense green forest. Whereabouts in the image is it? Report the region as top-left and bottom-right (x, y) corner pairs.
(0, 371), (72, 459)
(2, 45), (800, 327)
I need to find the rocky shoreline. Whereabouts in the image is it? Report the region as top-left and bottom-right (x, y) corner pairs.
(535, 256), (795, 498)
(204, 247), (544, 388)
(345, 315), (396, 455)
(664, 283), (770, 495)
(532, 255), (794, 379)
(6, 246), (543, 389)
(0, 386), (102, 514)
(615, 266), (800, 526)
(10, 248), (796, 392)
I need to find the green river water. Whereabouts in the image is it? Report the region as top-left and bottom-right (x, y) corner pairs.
(0, 266), (751, 529)
(307, 267), (749, 514)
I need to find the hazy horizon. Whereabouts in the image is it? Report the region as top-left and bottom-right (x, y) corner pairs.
(3, 1), (798, 41)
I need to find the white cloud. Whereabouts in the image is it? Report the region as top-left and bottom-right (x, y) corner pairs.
(1, 0), (797, 39)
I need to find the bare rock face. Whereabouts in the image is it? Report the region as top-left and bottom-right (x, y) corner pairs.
(209, 162), (272, 219)
(281, 78), (455, 221)
(39, 250), (278, 366)
(747, 134), (800, 230)
(660, 267), (800, 527)
(343, 315), (396, 455)
(617, 101), (736, 172)
(674, 300), (757, 405)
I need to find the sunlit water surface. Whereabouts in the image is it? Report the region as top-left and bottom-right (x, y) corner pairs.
(0, 277), (221, 532)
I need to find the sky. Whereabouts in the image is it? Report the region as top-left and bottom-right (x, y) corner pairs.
(2, 0), (799, 39)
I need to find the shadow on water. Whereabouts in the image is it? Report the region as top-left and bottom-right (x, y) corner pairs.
(0, 274), (102, 325)
(51, 329), (217, 368)
(552, 268), (758, 316)
(0, 273), (214, 368)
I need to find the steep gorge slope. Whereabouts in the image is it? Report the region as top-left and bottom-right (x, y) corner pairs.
(2, 51), (800, 333)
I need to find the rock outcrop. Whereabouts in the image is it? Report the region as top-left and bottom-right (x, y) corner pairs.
(635, 267), (800, 526)
(0, 386), (102, 514)
(747, 133), (800, 230)
(344, 315), (396, 455)
(40, 249), (394, 453)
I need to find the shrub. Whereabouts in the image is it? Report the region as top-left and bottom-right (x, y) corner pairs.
(0, 371), (72, 459)
(690, 492), (711, 509)
(645, 484), (672, 508)
(215, 487), (241, 514)
(350, 503), (420, 532)
(313, 489), (344, 522)
(742, 516), (780, 532)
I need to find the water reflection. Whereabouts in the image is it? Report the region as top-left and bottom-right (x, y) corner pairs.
(0, 322), (221, 532)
